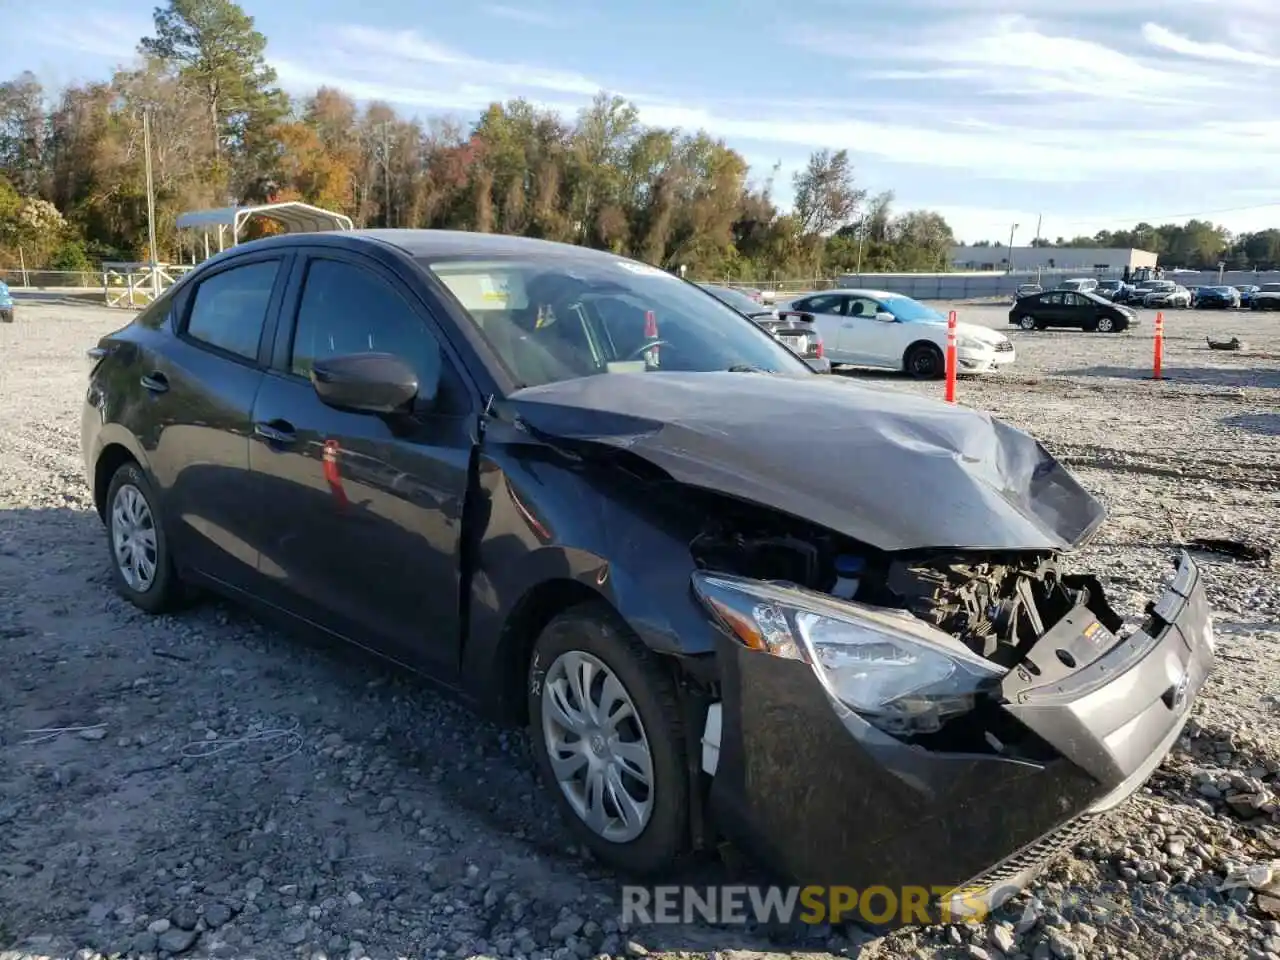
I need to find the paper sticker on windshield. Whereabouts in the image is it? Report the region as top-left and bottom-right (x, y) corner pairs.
(616, 261), (674, 279)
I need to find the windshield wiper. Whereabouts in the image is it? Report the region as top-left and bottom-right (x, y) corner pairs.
(726, 364), (773, 373)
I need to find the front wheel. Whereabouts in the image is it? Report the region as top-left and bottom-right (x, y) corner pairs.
(527, 602), (689, 876)
(904, 342), (945, 379)
(1096, 315), (1116, 333)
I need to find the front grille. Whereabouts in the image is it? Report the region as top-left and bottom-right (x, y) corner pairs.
(995, 341), (1014, 352)
(956, 812), (1103, 894)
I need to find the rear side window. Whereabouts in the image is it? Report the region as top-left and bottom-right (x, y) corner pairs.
(798, 294), (843, 314)
(186, 260), (281, 361)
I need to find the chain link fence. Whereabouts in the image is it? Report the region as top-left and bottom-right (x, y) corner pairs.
(699, 269), (1280, 303)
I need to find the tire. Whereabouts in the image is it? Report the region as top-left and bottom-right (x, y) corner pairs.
(904, 342), (944, 379)
(0, 308), (12, 323)
(103, 460), (183, 614)
(1017, 315), (1036, 331)
(1096, 315), (1116, 333)
(527, 601), (689, 876)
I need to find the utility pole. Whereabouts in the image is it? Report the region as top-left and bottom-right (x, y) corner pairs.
(143, 106), (160, 300)
(1033, 213), (1042, 247)
(1007, 222), (1019, 273)
(856, 218), (866, 275)
(379, 122), (393, 228)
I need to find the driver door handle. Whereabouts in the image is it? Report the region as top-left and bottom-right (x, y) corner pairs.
(253, 420), (297, 445)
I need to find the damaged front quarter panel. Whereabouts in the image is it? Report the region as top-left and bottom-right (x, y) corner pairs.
(505, 372), (1106, 553)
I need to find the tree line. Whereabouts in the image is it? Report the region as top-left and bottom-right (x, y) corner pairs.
(0, 0), (961, 280)
(2, 0), (1273, 279)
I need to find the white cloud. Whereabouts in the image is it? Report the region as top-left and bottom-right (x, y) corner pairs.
(333, 25), (604, 97)
(482, 5), (559, 26)
(795, 16), (1226, 104)
(1140, 22), (1280, 68)
(17, 11), (145, 63)
(17, 4), (1280, 237)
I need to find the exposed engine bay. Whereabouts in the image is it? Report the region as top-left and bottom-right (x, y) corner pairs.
(689, 502), (1125, 669)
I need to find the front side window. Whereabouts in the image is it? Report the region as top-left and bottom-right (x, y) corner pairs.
(423, 255), (810, 389)
(290, 258), (453, 406)
(186, 260), (281, 360)
(845, 296), (882, 318)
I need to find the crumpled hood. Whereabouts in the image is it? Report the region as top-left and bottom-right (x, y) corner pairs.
(505, 372), (1106, 552)
(956, 322), (1010, 345)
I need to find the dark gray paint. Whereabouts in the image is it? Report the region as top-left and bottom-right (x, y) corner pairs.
(507, 371), (1107, 552)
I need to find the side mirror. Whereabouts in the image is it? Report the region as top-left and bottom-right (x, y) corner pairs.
(311, 352), (433, 415)
(875, 311), (896, 322)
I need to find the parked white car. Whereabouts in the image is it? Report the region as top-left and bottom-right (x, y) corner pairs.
(777, 289), (1015, 378)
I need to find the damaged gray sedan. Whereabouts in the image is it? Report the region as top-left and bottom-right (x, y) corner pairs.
(83, 230), (1215, 923)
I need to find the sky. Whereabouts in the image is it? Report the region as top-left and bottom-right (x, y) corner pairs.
(10, 0), (1280, 244)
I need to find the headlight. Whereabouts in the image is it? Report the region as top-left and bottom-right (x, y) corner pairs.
(957, 336), (991, 351)
(691, 572), (1005, 736)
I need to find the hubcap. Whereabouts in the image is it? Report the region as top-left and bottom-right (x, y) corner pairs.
(1020, 317), (1035, 330)
(541, 650), (654, 843)
(111, 484), (158, 592)
(912, 351), (936, 375)
(1098, 317), (1113, 331)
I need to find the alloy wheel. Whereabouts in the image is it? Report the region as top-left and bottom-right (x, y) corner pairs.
(111, 484), (158, 592)
(1018, 315), (1036, 331)
(1097, 316), (1114, 333)
(540, 650), (655, 843)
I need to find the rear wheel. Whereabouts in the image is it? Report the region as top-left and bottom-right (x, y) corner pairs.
(527, 602), (689, 876)
(104, 461), (183, 614)
(1017, 315), (1036, 331)
(904, 342), (944, 379)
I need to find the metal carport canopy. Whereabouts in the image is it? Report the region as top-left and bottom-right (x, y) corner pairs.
(175, 201), (354, 241)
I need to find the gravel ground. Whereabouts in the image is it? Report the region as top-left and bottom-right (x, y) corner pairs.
(1, 298), (1278, 960)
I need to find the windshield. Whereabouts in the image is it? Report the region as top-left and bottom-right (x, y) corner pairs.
(700, 284), (765, 314)
(881, 295), (945, 322)
(423, 256), (811, 388)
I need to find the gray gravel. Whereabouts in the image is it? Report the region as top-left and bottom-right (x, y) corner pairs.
(1, 298), (1278, 960)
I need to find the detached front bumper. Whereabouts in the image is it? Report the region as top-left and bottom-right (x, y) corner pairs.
(705, 552), (1213, 922)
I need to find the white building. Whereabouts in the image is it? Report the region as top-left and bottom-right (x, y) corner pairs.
(948, 245), (1159, 273)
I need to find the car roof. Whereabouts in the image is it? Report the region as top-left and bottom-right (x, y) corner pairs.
(821, 288), (906, 298)
(203, 228), (645, 266)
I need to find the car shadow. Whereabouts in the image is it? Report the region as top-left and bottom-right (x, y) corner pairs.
(1221, 412), (1280, 436)
(1057, 365), (1280, 389)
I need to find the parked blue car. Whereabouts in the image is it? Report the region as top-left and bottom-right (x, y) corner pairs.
(1194, 285), (1241, 309)
(1236, 285), (1260, 308)
(0, 281), (13, 323)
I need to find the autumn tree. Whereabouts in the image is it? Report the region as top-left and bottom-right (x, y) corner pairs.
(792, 149), (866, 236)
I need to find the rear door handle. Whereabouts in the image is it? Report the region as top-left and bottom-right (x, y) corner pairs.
(253, 420), (297, 445)
(140, 372), (169, 393)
